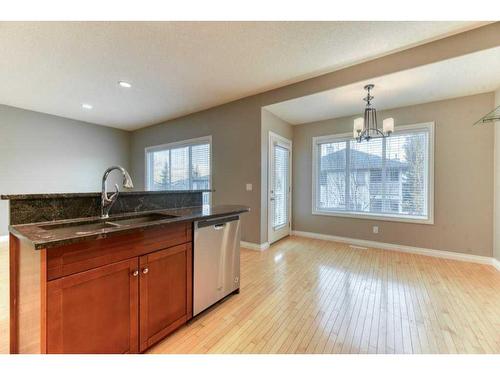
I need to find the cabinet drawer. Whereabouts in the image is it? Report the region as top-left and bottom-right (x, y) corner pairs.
(47, 222), (192, 280)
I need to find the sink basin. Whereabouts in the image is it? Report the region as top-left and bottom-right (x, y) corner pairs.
(38, 212), (178, 235)
(39, 221), (117, 236)
(107, 213), (177, 226)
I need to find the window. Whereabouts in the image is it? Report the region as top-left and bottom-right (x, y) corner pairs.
(370, 199), (382, 212)
(312, 123), (434, 224)
(389, 200), (400, 212)
(370, 169), (382, 183)
(145, 136), (211, 205)
(388, 168), (399, 182)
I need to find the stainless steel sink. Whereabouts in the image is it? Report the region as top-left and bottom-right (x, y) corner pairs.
(38, 212), (178, 235)
(107, 213), (177, 226)
(39, 221), (118, 236)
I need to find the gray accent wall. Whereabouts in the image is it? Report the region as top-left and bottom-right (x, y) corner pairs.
(292, 93), (494, 257)
(0, 104), (130, 235)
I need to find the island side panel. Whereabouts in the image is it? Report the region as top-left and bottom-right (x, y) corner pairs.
(9, 234), (18, 354)
(10, 234), (46, 354)
(186, 241), (193, 320)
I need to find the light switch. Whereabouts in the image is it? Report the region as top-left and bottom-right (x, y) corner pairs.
(373, 226), (379, 234)
(246, 183), (253, 191)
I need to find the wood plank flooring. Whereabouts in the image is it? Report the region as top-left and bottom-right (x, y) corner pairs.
(148, 236), (500, 354)
(0, 236), (499, 354)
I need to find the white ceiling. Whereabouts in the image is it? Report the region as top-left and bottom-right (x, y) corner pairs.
(265, 46), (500, 125)
(0, 21), (484, 131)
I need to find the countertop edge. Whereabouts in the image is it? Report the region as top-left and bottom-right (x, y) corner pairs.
(9, 205), (250, 250)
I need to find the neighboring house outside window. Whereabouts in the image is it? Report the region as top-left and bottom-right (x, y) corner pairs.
(313, 123), (434, 224)
(145, 136), (212, 205)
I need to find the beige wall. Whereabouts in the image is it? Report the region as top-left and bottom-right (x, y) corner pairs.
(130, 97), (263, 242)
(130, 23), (500, 245)
(494, 88), (500, 261)
(292, 93), (494, 257)
(260, 109), (293, 243)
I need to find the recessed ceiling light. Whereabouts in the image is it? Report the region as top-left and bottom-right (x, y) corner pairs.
(81, 103), (93, 110)
(118, 81), (132, 88)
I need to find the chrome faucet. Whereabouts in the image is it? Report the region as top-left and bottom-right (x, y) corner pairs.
(101, 166), (134, 218)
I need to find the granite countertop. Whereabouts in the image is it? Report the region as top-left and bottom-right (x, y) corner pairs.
(1, 189), (213, 200)
(9, 204), (249, 250)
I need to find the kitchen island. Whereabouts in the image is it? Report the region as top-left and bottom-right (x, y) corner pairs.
(3, 191), (248, 354)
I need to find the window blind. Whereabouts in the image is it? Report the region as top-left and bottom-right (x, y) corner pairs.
(314, 124), (432, 222)
(146, 137), (211, 205)
(273, 144), (289, 229)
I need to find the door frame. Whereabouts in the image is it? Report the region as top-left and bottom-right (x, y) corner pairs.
(268, 131), (292, 244)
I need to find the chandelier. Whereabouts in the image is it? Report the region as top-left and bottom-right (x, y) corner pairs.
(353, 84), (394, 142)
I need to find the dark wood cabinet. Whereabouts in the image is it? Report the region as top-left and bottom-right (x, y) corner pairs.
(46, 258), (140, 354)
(139, 243), (192, 351)
(10, 222), (193, 354)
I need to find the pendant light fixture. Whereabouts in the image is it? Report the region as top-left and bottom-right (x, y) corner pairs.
(353, 84), (394, 142)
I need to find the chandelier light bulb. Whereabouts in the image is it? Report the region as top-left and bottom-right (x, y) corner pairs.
(353, 117), (364, 138)
(383, 118), (395, 134)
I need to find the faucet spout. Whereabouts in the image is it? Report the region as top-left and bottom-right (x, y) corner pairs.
(101, 166), (134, 218)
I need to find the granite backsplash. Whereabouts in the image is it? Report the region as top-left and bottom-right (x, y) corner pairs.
(1, 190), (205, 225)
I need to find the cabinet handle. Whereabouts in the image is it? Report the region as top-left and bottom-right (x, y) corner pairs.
(132, 270), (139, 277)
(142, 267), (149, 275)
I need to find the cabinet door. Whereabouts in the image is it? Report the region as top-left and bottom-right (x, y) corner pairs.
(46, 258), (139, 354)
(139, 243), (192, 351)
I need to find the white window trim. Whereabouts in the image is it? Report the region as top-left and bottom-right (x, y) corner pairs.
(311, 122), (434, 225)
(144, 135), (212, 193)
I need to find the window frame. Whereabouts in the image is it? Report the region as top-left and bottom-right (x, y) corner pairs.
(144, 135), (212, 198)
(312, 122), (434, 225)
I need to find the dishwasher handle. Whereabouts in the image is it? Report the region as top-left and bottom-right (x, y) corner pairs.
(213, 223), (226, 230)
(196, 215), (239, 229)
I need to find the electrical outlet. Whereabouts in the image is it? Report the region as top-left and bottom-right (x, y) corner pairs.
(373, 226), (379, 234)
(246, 183), (253, 191)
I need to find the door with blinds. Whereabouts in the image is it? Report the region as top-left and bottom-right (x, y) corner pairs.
(268, 132), (292, 244)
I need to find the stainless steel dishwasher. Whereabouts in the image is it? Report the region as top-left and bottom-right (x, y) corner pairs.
(193, 215), (241, 316)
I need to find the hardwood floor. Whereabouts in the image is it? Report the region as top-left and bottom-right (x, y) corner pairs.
(148, 236), (500, 354)
(1, 236), (499, 354)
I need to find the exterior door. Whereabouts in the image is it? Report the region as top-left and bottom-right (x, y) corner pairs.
(268, 132), (292, 244)
(46, 258), (139, 354)
(139, 243), (192, 352)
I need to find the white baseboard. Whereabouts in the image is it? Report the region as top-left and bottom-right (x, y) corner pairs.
(240, 241), (270, 251)
(292, 230), (498, 269)
(493, 257), (500, 272)
(0, 235), (8, 243)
